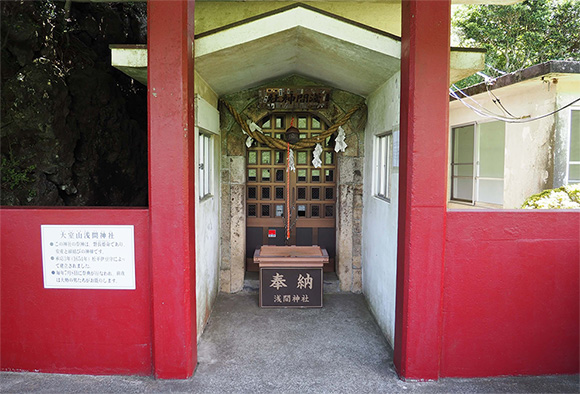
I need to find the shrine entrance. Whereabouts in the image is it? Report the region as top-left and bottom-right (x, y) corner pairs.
(246, 112), (337, 272)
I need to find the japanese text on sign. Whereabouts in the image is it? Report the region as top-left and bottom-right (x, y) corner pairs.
(258, 87), (331, 110)
(41, 225), (136, 290)
(261, 268), (322, 308)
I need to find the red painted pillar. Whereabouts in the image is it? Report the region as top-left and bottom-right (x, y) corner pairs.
(394, 0), (451, 381)
(148, 0), (197, 379)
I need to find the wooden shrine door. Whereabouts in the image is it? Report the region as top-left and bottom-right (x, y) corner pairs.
(246, 113), (337, 272)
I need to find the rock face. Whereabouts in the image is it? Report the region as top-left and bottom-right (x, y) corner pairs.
(1, 1), (148, 206)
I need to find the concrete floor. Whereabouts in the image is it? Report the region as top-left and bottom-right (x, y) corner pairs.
(1, 293), (578, 393)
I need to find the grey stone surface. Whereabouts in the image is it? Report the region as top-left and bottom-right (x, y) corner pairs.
(2, 293), (578, 393)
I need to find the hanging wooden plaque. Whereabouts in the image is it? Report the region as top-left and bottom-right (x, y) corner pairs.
(258, 87), (331, 110)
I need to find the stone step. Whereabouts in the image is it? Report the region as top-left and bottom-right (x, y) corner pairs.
(242, 271), (341, 293)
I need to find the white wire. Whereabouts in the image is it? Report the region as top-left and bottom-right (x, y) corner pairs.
(486, 64), (507, 76)
(450, 89), (514, 121)
(451, 84), (514, 119)
(485, 86), (511, 118)
(450, 88), (580, 124)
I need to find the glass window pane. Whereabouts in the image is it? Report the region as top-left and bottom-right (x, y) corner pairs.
(275, 151), (283, 164)
(453, 164), (474, 177)
(311, 205), (320, 217)
(262, 117), (271, 129)
(570, 110), (580, 162)
(479, 121), (505, 178)
(325, 169), (333, 182)
(261, 151), (271, 164)
(297, 151), (307, 165)
(248, 169), (257, 182)
(248, 151), (257, 164)
(453, 125), (474, 164)
(380, 136), (389, 196)
(325, 205), (334, 217)
(275, 187), (284, 199)
(569, 163), (580, 182)
(374, 134), (391, 198)
(275, 116), (284, 129)
(206, 136), (211, 195)
(199, 135), (205, 198)
(261, 169), (270, 182)
(261, 187), (271, 199)
(298, 116), (307, 129)
(453, 177), (473, 201)
(478, 179), (504, 205)
(275, 169), (284, 182)
(325, 187), (334, 200)
(311, 188), (320, 199)
(325, 152), (333, 164)
(312, 170), (320, 182)
(298, 169), (306, 182)
(312, 116), (321, 129)
(275, 204), (284, 217)
(325, 135), (334, 148)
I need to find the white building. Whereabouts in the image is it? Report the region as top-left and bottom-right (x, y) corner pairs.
(449, 61), (580, 209)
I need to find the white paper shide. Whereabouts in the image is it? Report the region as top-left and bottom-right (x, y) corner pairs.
(41, 225), (136, 290)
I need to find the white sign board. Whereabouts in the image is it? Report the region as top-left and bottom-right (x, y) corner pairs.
(41, 225), (136, 290)
(392, 130), (400, 168)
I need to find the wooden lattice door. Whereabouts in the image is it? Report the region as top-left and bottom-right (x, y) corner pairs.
(246, 113), (337, 272)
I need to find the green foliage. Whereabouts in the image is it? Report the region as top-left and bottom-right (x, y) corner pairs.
(521, 184), (580, 209)
(0, 154), (36, 190)
(453, 0), (580, 85)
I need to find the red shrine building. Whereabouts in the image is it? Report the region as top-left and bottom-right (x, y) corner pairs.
(1, 0), (578, 381)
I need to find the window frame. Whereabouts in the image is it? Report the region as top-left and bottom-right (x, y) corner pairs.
(450, 120), (505, 206)
(567, 107), (580, 184)
(198, 131), (213, 200)
(450, 123), (476, 204)
(373, 132), (392, 202)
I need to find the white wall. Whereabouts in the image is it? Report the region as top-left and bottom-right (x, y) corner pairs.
(449, 80), (557, 208)
(195, 96), (221, 340)
(362, 73), (400, 347)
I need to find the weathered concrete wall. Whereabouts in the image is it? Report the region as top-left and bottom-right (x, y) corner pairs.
(195, 96), (221, 339)
(195, 2), (402, 37)
(219, 75), (366, 293)
(449, 79), (558, 208)
(195, 72), (218, 109)
(362, 73), (400, 346)
(554, 77), (580, 187)
(218, 92), (248, 293)
(333, 89), (367, 292)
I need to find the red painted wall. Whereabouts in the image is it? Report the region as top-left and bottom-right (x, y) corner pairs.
(442, 211), (580, 377)
(395, 0), (450, 380)
(1, 208), (151, 375)
(148, 0), (197, 379)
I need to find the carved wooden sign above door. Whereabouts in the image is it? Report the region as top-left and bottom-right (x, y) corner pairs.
(258, 87), (331, 110)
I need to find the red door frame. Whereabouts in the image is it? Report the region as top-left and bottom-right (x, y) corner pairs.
(148, 0), (197, 379)
(394, 0), (451, 381)
(146, 0), (452, 381)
